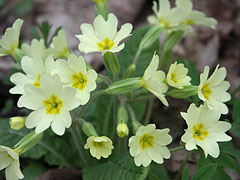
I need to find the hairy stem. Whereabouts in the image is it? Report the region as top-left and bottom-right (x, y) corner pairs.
(175, 151), (192, 180)
(143, 98), (154, 125)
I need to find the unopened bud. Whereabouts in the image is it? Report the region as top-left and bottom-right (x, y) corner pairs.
(10, 117), (25, 130)
(106, 77), (142, 95)
(117, 123), (129, 138)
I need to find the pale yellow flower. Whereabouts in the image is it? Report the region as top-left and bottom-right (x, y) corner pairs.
(17, 74), (81, 135)
(117, 123), (129, 138)
(76, 13), (132, 54)
(166, 62), (191, 89)
(129, 124), (172, 167)
(142, 54), (168, 106)
(0, 19), (23, 56)
(0, 146), (24, 180)
(181, 103), (232, 158)
(84, 136), (114, 160)
(10, 117), (25, 130)
(198, 65), (231, 114)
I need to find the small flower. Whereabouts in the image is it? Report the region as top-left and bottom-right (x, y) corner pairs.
(141, 54), (168, 106)
(129, 124), (172, 167)
(53, 54), (97, 105)
(21, 39), (47, 60)
(117, 123), (129, 138)
(10, 55), (56, 95)
(176, 0), (217, 30)
(0, 19), (23, 56)
(76, 13), (133, 54)
(147, 0), (186, 33)
(181, 103), (232, 158)
(84, 136), (114, 160)
(17, 74), (81, 135)
(166, 62), (191, 89)
(0, 146), (24, 180)
(10, 117), (25, 130)
(198, 65), (231, 114)
(47, 29), (70, 58)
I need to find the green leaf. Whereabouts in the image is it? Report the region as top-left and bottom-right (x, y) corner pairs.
(48, 27), (62, 46)
(149, 163), (170, 180)
(212, 166), (231, 180)
(12, 0), (33, 16)
(211, 153), (240, 173)
(197, 153), (214, 169)
(118, 26), (160, 78)
(0, 0), (4, 8)
(22, 163), (46, 180)
(192, 163), (217, 180)
(30, 26), (41, 40)
(232, 99), (240, 122)
(38, 22), (52, 46)
(83, 152), (149, 180)
(182, 168), (189, 180)
(186, 60), (200, 86)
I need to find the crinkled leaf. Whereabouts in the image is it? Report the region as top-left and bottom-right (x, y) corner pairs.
(22, 163), (46, 180)
(83, 152), (149, 180)
(182, 168), (189, 180)
(149, 163), (170, 180)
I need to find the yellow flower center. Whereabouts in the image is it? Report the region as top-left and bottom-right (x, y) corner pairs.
(58, 47), (69, 58)
(43, 95), (63, 114)
(4, 44), (18, 55)
(97, 38), (115, 51)
(92, 141), (104, 148)
(33, 74), (41, 88)
(185, 19), (194, 25)
(72, 72), (88, 90)
(159, 18), (170, 28)
(201, 83), (212, 100)
(139, 134), (154, 150)
(193, 123), (208, 141)
(171, 73), (178, 83)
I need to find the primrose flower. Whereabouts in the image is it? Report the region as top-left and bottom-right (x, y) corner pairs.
(141, 54), (168, 106)
(76, 13), (133, 54)
(47, 29), (70, 58)
(166, 62), (191, 89)
(53, 54), (97, 105)
(176, 0), (217, 30)
(117, 123), (129, 138)
(147, 0), (186, 33)
(17, 74), (81, 135)
(10, 55), (56, 95)
(0, 146), (24, 180)
(129, 124), (172, 167)
(21, 39), (47, 60)
(198, 65), (231, 114)
(10, 117), (25, 130)
(84, 136), (114, 160)
(0, 19), (23, 56)
(181, 103), (232, 158)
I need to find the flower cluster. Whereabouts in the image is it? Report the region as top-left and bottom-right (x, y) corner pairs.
(0, 0), (234, 179)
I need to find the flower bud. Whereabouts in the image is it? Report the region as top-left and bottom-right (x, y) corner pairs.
(139, 25), (163, 50)
(103, 52), (120, 76)
(93, 0), (108, 21)
(167, 85), (198, 99)
(10, 117), (25, 130)
(106, 77), (142, 95)
(82, 121), (98, 137)
(15, 131), (43, 154)
(117, 123), (129, 138)
(124, 64), (136, 79)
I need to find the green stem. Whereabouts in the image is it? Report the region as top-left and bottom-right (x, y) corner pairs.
(103, 97), (114, 135)
(101, 75), (112, 86)
(133, 48), (142, 65)
(170, 146), (185, 152)
(148, 172), (161, 180)
(143, 98), (154, 125)
(70, 125), (90, 167)
(39, 141), (72, 168)
(175, 151), (192, 180)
